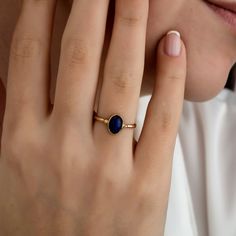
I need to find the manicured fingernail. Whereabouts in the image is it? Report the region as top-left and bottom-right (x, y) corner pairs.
(164, 30), (181, 57)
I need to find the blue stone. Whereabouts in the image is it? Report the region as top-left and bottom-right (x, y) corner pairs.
(108, 115), (123, 134)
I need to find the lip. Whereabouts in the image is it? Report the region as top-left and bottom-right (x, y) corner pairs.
(206, 1), (236, 13)
(204, 0), (236, 34)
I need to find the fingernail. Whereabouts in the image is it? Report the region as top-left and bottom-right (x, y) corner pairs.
(164, 30), (181, 57)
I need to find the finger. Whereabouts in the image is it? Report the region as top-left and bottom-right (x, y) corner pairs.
(6, 0), (56, 121)
(134, 31), (187, 184)
(94, 0), (149, 143)
(53, 0), (109, 128)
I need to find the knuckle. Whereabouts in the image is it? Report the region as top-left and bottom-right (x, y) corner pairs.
(2, 118), (40, 160)
(52, 104), (86, 130)
(49, 123), (86, 160)
(116, 1), (147, 27)
(147, 100), (174, 131)
(159, 68), (184, 82)
(134, 182), (156, 207)
(98, 167), (123, 193)
(3, 110), (36, 135)
(166, 74), (184, 82)
(7, 133), (32, 154)
(53, 136), (75, 160)
(135, 194), (158, 217)
(6, 96), (33, 114)
(118, 14), (143, 27)
(106, 68), (138, 94)
(159, 105), (173, 131)
(3, 131), (34, 166)
(61, 37), (90, 68)
(2, 133), (21, 158)
(158, 67), (185, 83)
(11, 36), (42, 60)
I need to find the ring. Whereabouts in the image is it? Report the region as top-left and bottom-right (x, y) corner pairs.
(93, 111), (136, 135)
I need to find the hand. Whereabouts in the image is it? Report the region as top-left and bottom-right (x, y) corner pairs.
(0, 0), (187, 235)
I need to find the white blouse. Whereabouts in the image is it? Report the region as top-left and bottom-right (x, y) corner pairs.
(134, 87), (236, 236)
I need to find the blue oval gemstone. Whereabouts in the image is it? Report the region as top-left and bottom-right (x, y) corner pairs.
(108, 115), (123, 134)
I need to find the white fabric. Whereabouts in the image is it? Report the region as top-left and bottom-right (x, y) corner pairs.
(134, 88), (236, 236)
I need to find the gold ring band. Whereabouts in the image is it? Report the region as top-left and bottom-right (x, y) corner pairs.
(93, 112), (136, 135)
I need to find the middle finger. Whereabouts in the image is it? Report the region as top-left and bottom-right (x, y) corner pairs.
(95, 0), (149, 142)
(53, 0), (109, 128)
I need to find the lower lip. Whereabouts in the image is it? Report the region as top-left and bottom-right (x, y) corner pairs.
(205, 1), (236, 33)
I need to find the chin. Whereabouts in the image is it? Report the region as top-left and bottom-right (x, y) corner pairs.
(183, 46), (234, 102)
(143, 0), (236, 102)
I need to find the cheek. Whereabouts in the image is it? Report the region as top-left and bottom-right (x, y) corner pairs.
(146, 0), (236, 102)
(183, 31), (233, 101)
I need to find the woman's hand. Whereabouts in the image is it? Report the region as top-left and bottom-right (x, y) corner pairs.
(0, 0), (186, 235)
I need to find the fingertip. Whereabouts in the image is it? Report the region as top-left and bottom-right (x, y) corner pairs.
(155, 30), (187, 74)
(157, 30), (187, 60)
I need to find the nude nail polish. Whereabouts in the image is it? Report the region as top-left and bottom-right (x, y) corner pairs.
(164, 30), (181, 57)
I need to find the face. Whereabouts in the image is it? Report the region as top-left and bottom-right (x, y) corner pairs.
(144, 0), (236, 101)
(0, 0), (236, 102)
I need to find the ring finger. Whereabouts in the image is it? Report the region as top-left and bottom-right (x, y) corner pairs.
(94, 0), (149, 145)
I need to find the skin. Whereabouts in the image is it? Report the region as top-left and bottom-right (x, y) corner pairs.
(0, 0), (234, 235)
(146, 0), (236, 100)
(0, 0), (188, 235)
(0, 0), (236, 102)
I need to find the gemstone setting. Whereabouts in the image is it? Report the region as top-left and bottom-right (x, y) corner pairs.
(108, 115), (124, 134)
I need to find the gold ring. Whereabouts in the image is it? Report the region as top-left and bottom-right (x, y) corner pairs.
(93, 111), (136, 135)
